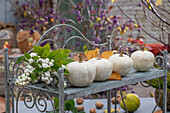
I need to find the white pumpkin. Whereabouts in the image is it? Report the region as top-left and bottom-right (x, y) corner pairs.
(131, 50), (154, 71)
(66, 55), (96, 87)
(108, 54), (133, 76)
(89, 53), (113, 81)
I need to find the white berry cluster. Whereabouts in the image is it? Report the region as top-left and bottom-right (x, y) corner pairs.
(15, 73), (31, 87)
(41, 71), (54, 84)
(15, 52), (55, 87)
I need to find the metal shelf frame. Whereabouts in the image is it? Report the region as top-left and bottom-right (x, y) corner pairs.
(3, 24), (168, 113)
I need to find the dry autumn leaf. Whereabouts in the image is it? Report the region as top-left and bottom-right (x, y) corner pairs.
(154, 110), (162, 113)
(85, 48), (100, 60)
(101, 51), (113, 59)
(107, 72), (122, 80)
(73, 53), (88, 61)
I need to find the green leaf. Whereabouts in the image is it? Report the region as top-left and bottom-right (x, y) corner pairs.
(48, 50), (59, 60)
(30, 74), (37, 81)
(32, 56), (39, 60)
(61, 49), (71, 54)
(64, 103), (71, 111)
(24, 52), (31, 59)
(71, 107), (78, 113)
(41, 44), (50, 58)
(83, 45), (88, 52)
(33, 45), (44, 56)
(43, 67), (51, 72)
(33, 68), (43, 74)
(51, 63), (61, 72)
(66, 99), (75, 110)
(54, 49), (71, 60)
(55, 53), (69, 60)
(53, 97), (59, 108)
(16, 56), (24, 64)
(32, 62), (39, 68)
(66, 59), (75, 63)
(64, 69), (70, 76)
(61, 60), (68, 66)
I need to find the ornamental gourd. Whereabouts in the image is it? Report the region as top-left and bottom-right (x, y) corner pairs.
(131, 48), (154, 71)
(89, 53), (113, 81)
(108, 50), (133, 76)
(66, 54), (96, 87)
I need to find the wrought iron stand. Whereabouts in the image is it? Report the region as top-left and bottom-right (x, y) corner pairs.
(4, 24), (168, 113)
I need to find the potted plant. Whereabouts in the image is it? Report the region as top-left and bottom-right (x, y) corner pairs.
(149, 65), (170, 110)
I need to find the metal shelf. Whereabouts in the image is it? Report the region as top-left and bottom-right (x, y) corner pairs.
(28, 69), (165, 100)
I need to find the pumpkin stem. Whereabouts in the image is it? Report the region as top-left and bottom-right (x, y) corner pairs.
(119, 47), (125, 57)
(97, 52), (101, 60)
(78, 54), (83, 63)
(141, 45), (145, 51)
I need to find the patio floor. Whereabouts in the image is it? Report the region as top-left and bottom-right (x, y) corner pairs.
(12, 98), (162, 113)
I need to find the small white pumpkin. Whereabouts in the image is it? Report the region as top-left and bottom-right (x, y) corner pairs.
(89, 53), (113, 81)
(108, 52), (133, 76)
(131, 50), (154, 71)
(66, 54), (96, 87)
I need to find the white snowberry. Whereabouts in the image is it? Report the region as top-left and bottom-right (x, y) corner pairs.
(45, 72), (50, 77)
(30, 53), (37, 57)
(64, 81), (67, 88)
(49, 62), (53, 67)
(28, 59), (34, 64)
(45, 58), (49, 63)
(46, 80), (51, 85)
(62, 64), (66, 69)
(50, 77), (53, 82)
(25, 73), (29, 76)
(51, 59), (54, 63)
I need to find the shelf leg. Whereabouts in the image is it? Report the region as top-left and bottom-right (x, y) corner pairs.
(58, 68), (65, 113)
(107, 90), (111, 113)
(115, 89), (117, 113)
(4, 48), (10, 113)
(163, 50), (168, 113)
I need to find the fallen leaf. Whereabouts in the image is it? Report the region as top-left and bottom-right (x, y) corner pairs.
(85, 48), (99, 60)
(73, 53), (88, 61)
(107, 72), (122, 80)
(154, 110), (162, 113)
(101, 51), (113, 59)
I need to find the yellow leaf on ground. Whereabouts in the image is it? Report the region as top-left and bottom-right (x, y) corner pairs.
(101, 51), (113, 59)
(108, 72), (122, 80)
